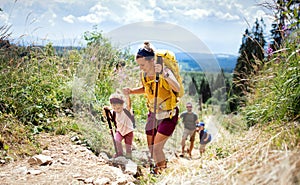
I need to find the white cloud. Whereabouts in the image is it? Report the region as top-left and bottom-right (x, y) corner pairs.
(153, 7), (170, 20)
(77, 2), (112, 23)
(19, 0), (85, 7)
(78, 14), (99, 24)
(61, 0), (260, 27)
(76, 1), (155, 24)
(36, 10), (57, 27)
(1, 0), (274, 54)
(63, 15), (76, 23)
(148, 0), (156, 8)
(121, 1), (153, 23)
(0, 11), (9, 24)
(53, 0), (80, 3)
(49, 19), (55, 26)
(183, 9), (211, 20)
(215, 12), (240, 21)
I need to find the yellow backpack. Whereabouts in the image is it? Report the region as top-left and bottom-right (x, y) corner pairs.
(155, 50), (184, 100)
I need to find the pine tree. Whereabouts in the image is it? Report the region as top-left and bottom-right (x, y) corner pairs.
(269, 0), (300, 52)
(200, 78), (211, 104)
(229, 18), (266, 112)
(189, 76), (198, 96)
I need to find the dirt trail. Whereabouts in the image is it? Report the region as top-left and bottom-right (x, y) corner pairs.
(0, 115), (220, 185)
(0, 133), (135, 185)
(158, 115), (219, 184)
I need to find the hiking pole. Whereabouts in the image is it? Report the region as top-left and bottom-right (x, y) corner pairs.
(150, 56), (163, 173)
(104, 108), (118, 156)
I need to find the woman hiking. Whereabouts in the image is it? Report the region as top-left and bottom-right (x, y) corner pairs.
(123, 41), (180, 174)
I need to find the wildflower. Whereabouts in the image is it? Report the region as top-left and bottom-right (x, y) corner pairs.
(90, 56), (96, 61)
(281, 25), (287, 31)
(267, 47), (273, 56)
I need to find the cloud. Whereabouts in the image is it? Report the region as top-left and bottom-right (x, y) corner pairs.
(0, 10), (9, 24)
(37, 10), (57, 27)
(215, 12), (240, 21)
(76, 1), (155, 24)
(77, 2), (112, 23)
(63, 15), (76, 23)
(49, 19), (55, 26)
(120, 1), (153, 22)
(183, 9), (211, 20)
(62, 0), (261, 27)
(18, 0), (84, 7)
(53, 0), (81, 3)
(2, 0), (273, 54)
(50, 13), (57, 26)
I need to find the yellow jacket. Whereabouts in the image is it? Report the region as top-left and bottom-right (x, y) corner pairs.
(141, 73), (177, 113)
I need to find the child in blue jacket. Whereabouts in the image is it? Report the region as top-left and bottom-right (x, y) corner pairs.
(196, 122), (211, 155)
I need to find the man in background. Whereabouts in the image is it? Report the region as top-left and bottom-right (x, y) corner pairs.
(179, 102), (199, 158)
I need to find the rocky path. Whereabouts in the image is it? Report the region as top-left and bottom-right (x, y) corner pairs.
(0, 133), (137, 185)
(0, 115), (219, 185)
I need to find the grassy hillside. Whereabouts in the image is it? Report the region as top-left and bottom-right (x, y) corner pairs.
(243, 31), (299, 128)
(145, 32), (300, 183)
(0, 26), (299, 184)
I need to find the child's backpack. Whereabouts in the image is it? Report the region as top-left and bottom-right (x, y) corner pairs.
(155, 50), (184, 99)
(123, 109), (136, 128)
(112, 108), (136, 128)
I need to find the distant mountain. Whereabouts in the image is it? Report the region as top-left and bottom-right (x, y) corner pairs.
(175, 52), (237, 73)
(12, 35), (83, 47)
(12, 36), (237, 73)
(215, 54), (238, 73)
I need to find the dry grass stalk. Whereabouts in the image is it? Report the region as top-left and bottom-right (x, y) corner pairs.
(156, 119), (300, 185)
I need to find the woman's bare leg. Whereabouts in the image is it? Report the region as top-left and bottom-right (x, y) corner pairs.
(153, 132), (169, 166)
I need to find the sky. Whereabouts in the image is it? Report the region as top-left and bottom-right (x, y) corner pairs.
(0, 0), (275, 55)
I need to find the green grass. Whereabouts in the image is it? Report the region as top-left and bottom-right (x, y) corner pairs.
(0, 30), (136, 160)
(243, 31), (299, 128)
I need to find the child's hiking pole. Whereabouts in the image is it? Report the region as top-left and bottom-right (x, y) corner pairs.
(104, 108), (118, 156)
(150, 56), (163, 173)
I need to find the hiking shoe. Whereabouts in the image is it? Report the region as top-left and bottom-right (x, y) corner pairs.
(150, 168), (157, 175)
(179, 154), (184, 157)
(150, 169), (160, 175)
(150, 166), (166, 175)
(150, 166), (160, 175)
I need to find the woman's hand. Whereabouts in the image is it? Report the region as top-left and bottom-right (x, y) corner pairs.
(123, 88), (131, 96)
(161, 68), (180, 92)
(154, 63), (163, 74)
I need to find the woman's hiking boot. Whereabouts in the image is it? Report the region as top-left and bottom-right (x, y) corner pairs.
(150, 160), (168, 175)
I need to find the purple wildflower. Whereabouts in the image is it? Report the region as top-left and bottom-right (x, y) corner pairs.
(267, 47), (273, 56)
(281, 25), (287, 31)
(90, 55), (96, 61)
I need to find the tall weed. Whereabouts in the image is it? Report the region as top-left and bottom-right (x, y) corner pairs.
(243, 30), (299, 127)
